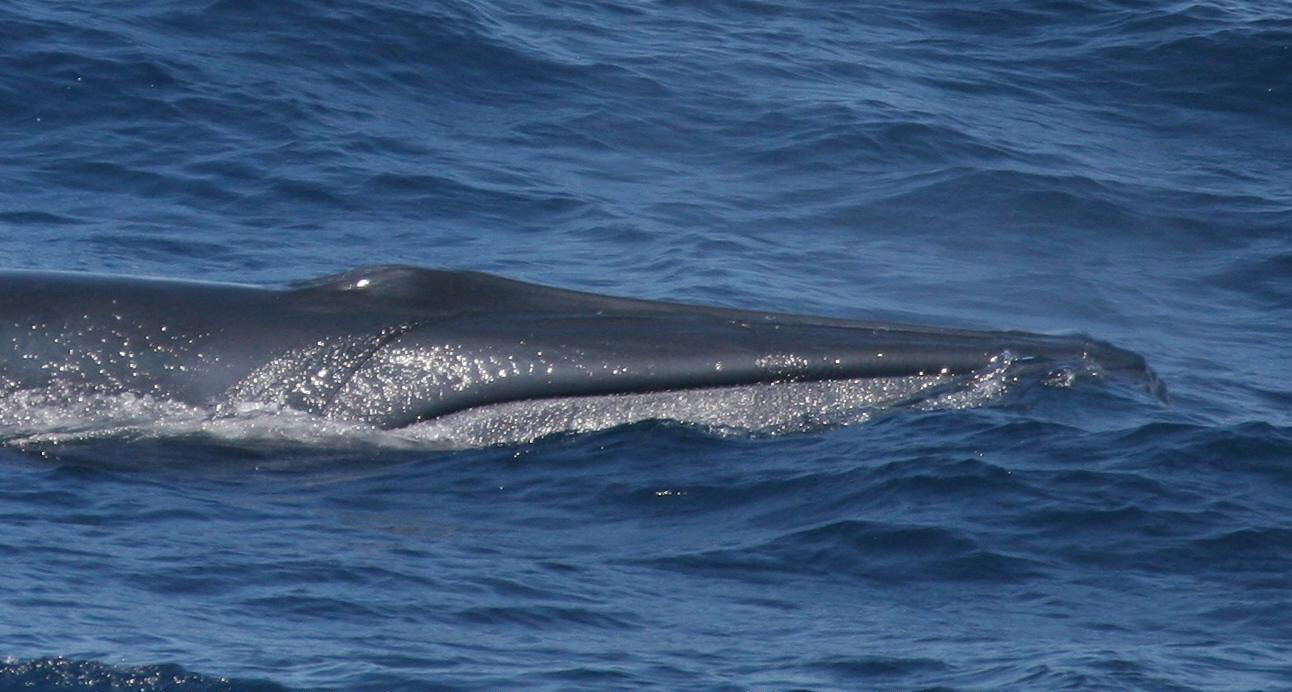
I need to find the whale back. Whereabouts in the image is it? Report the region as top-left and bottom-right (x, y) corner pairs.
(0, 266), (1164, 431)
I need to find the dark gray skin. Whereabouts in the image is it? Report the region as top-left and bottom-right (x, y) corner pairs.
(0, 265), (1163, 428)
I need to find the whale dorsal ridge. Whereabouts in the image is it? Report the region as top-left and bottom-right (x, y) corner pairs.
(286, 264), (610, 316)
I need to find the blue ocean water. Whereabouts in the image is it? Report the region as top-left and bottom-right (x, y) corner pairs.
(1, 0), (1290, 689)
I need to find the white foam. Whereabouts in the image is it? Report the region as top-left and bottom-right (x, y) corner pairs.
(398, 374), (957, 448)
(0, 359), (1037, 451)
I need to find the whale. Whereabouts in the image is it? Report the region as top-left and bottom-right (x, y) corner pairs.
(0, 265), (1163, 432)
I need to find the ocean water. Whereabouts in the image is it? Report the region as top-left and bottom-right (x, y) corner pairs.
(1, 0), (1290, 689)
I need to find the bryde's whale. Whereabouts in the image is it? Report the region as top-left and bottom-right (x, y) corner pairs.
(0, 265), (1163, 433)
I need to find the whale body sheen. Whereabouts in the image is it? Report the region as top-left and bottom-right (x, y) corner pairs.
(0, 266), (1162, 431)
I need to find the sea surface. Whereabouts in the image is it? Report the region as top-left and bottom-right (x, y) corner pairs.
(1, 1), (1290, 690)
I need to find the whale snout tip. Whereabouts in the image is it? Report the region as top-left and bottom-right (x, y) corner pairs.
(1142, 365), (1169, 404)
(1082, 338), (1168, 404)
